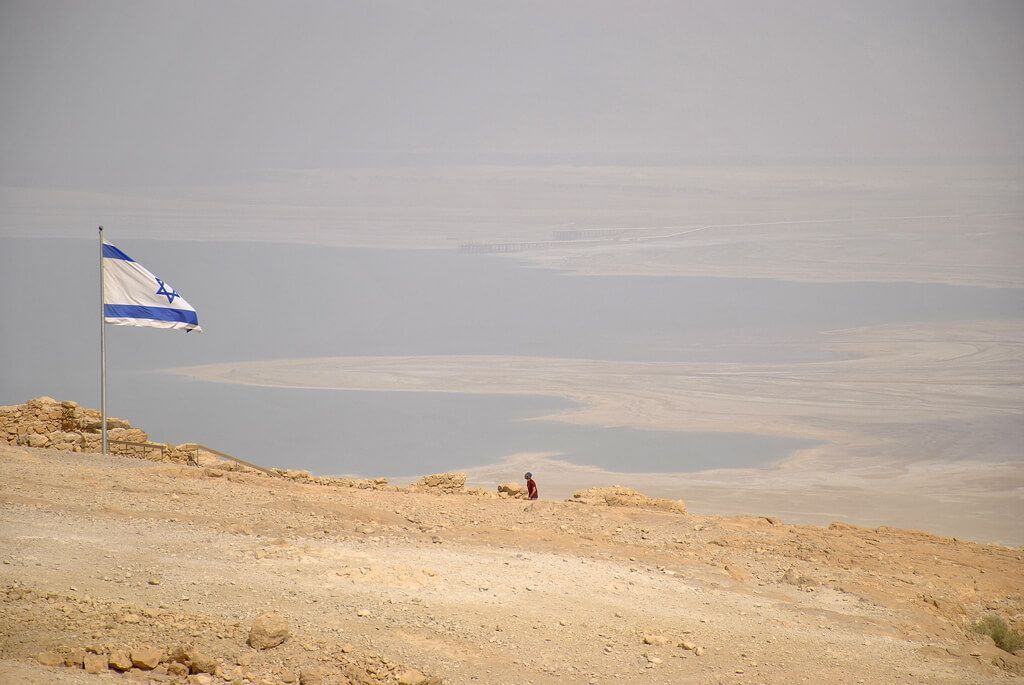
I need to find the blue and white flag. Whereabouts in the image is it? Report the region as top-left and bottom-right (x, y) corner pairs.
(102, 242), (202, 332)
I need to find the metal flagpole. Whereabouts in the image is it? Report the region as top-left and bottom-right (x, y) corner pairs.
(99, 225), (108, 455)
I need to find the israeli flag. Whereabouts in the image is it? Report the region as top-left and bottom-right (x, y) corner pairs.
(102, 242), (202, 332)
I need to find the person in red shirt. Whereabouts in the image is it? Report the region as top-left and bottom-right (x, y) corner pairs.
(524, 472), (538, 500)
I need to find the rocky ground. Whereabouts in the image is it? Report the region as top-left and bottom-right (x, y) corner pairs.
(2, 441), (1023, 685)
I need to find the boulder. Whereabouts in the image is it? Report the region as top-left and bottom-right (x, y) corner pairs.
(167, 662), (189, 677)
(169, 643), (216, 674)
(27, 433), (49, 448)
(248, 612), (290, 650)
(781, 567), (816, 586)
(414, 472), (467, 493)
(108, 649), (133, 672)
(83, 653), (108, 673)
(131, 645), (164, 670)
(189, 650), (217, 674)
(299, 667), (324, 685)
(35, 651), (62, 667)
(497, 482), (525, 498)
(465, 487), (498, 498)
(572, 486), (686, 514)
(397, 669), (428, 685)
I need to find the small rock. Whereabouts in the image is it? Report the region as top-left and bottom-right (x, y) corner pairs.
(148, 577), (161, 585)
(725, 564), (751, 582)
(397, 669), (428, 685)
(167, 662), (189, 676)
(299, 667), (324, 685)
(643, 634), (670, 646)
(194, 674), (215, 685)
(248, 612), (290, 650)
(694, 646), (706, 656)
(189, 650), (217, 674)
(679, 640), (696, 651)
(356, 609), (371, 617)
(84, 653), (108, 674)
(109, 649), (133, 671)
(169, 644), (190, 664)
(131, 645), (163, 670)
(36, 651), (62, 667)
(781, 567), (815, 586)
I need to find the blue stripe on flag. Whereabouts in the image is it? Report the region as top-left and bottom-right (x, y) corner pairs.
(104, 304), (199, 325)
(102, 244), (135, 261)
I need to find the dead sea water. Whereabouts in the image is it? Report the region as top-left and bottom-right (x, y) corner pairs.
(2, 238), (1022, 476)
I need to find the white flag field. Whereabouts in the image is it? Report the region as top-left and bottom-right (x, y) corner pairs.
(102, 242), (202, 332)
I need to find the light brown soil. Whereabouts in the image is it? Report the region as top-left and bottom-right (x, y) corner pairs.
(2, 444), (1022, 684)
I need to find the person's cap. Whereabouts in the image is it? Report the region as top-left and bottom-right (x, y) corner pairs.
(524, 472), (532, 479)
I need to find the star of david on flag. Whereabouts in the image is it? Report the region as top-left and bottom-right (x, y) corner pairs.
(102, 242), (202, 332)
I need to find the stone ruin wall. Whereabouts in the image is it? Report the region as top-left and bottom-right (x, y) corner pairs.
(0, 396), (196, 463)
(0, 397), (389, 488)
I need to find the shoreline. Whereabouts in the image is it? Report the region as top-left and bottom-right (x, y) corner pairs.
(167, 319), (1024, 545)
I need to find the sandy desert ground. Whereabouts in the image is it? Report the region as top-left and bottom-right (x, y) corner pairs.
(2, 443), (1023, 685)
(172, 320), (1024, 545)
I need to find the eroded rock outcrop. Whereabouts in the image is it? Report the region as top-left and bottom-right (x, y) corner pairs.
(571, 486), (686, 514)
(413, 472), (467, 493)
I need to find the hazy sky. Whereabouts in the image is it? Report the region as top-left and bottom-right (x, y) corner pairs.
(1, 0), (1022, 188)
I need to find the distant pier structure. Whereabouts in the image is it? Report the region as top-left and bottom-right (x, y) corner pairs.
(459, 242), (541, 254)
(459, 227), (636, 254)
(551, 228), (630, 241)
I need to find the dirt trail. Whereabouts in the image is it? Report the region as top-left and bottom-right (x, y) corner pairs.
(1, 444), (1022, 684)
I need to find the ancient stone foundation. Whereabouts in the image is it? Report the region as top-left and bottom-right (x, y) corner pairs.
(1, 397), (193, 463)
